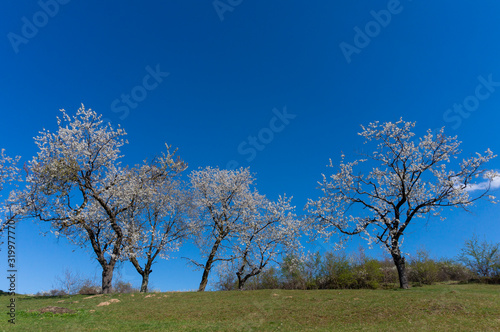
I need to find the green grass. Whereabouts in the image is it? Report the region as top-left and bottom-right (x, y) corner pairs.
(1, 283), (499, 331)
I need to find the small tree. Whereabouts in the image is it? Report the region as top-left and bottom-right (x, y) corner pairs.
(307, 119), (497, 289)
(54, 268), (83, 295)
(458, 234), (500, 278)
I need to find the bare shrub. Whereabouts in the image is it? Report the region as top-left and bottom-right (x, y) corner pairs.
(54, 268), (82, 295)
(35, 289), (67, 297)
(113, 281), (139, 294)
(436, 259), (474, 282)
(78, 277), (101, 295)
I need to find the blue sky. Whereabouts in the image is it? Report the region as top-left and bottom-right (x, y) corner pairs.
(1, 0), (500, 293)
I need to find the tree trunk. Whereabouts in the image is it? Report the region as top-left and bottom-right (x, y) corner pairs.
(237, 274), (245, 290)
(198, 238), (222, 292)
(198, 268), (211, 292)
(392, 252), (410, 289)
(101, 265), (115, 294)
(140, 272), (150, 293)
(237, 268), (261, 290)
(129, 256), (153, 293)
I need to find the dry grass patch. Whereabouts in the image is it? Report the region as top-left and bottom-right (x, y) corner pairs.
(97, 299), (121, 307)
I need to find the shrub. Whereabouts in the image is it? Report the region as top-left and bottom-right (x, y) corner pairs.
(319, 252), (357, 289)
(35, 289), (67, 297)
(259, 266), (282, 289)
(379, 258), (398, 287)
(78, 278), (101, 295)
(114, 281), (139, 293)
(54, 268), (82, 295)
(78, 286), (100, 295)
(354, 258), (383, 289)
(244, 266), (281, 290)
(408, 249), (439, 285)
(436, 259), (474, 282)
(280, 254), (308, 290)
(50, 289), (68, 296)
(212, 261), (238, 291)
(212, 247), (484, 291)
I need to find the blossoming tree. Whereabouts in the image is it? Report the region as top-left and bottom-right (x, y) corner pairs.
(187, 167), (261, 291)
(0, 149), (21, 237)
(26, 105), (134, 293)
(307, 119), (497, 289)
(232, 195), (301, 290)
(123, 151), (190, 292)
(188, 167), (300, 291)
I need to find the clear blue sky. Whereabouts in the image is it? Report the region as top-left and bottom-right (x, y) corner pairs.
(1, 0), (500, 293)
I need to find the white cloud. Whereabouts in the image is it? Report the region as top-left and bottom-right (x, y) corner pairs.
(465, 171), (500, 192)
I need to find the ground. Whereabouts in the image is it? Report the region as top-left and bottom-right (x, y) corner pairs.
(1, 283), (499, 331)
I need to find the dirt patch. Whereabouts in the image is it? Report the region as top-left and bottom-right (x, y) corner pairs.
(83, 294), (104, 300)
(97, 299), (120, 307)
(34, 306), (75, 314)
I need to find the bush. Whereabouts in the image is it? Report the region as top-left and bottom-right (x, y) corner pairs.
(481, 276), (500, 284)
(280, 255), (307, 290)
(243, 266), (281, 290)
(354, 258), (383, 289)
(212, 261), (238, 291)
(35, 289), (67, 297)
(214, 273), (237, 291)
(212, 248), (481, 291)
(408, 249), (439, 285)
(379, 258), (398, 287)
(78, 278), (101, 295)
(50, 289), (68, 296)
(319, 252), (357, 289)
(78, 286), (100, 295)
(259, 267), (282, 289)
(436, 259), (473, 282)
(114, 281), (139, 293)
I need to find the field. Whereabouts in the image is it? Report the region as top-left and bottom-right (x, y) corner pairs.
(1, 283), (499, 331)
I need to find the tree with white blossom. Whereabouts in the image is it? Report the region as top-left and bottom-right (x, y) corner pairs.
(187, 167), (264, 291)
(122, 151), (190, 292)
(232, 195), (301, 290)
(26, 105), (134, 293)
(0, 149), (22, 238)
(307, 119), (497, 289)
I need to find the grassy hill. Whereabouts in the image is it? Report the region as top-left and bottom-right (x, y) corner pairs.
(1, 283), (499, 331)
